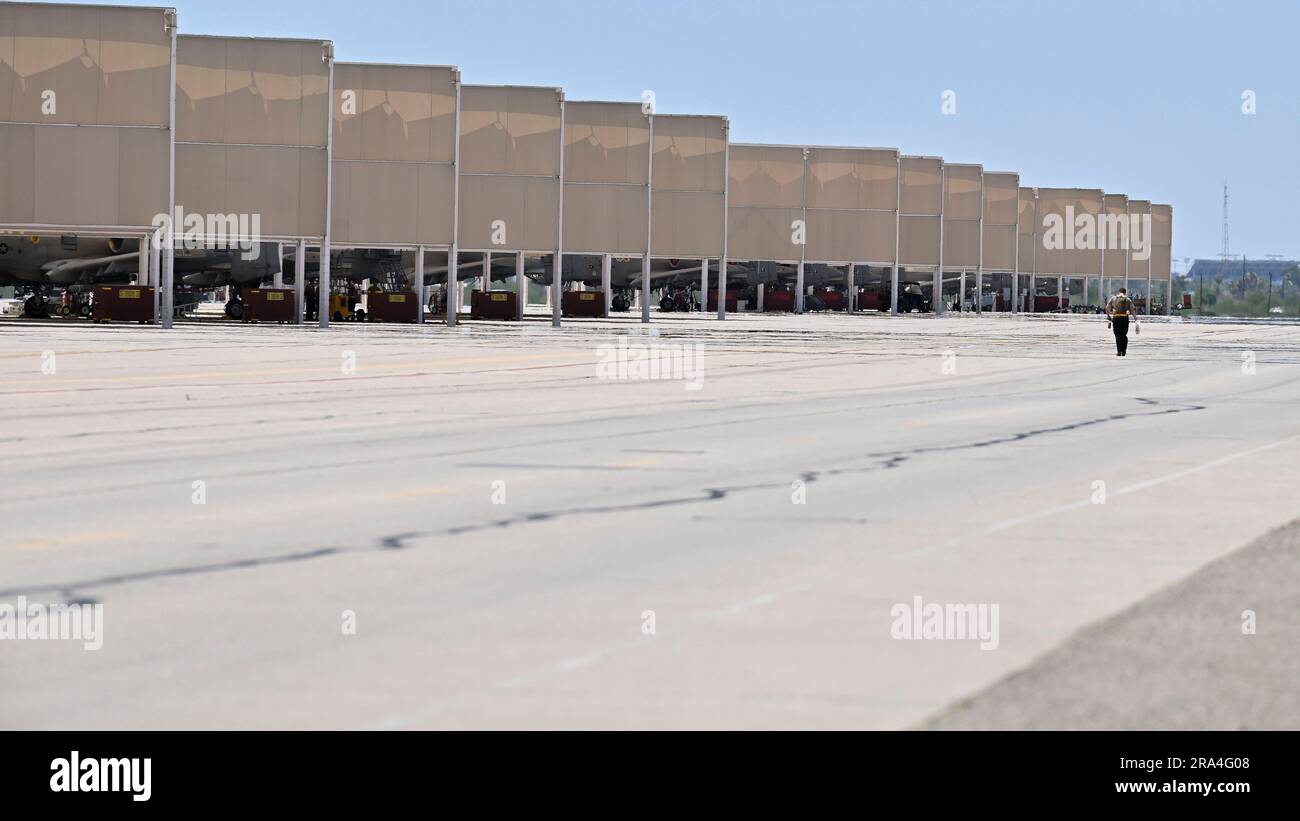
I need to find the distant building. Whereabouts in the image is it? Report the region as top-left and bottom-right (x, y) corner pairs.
(1187, 259), (1298, 281)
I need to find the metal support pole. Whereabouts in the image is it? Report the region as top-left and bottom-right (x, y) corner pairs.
(448, 249), (458, 327)
(150, 231), (162, 322)
(415, 246), (426, 324)
(935, 165), (946, 316)
(162, 14), (176, 329)
(717, 120), (729, 320)
(641, 254), (651, 324)
(140, 233), (152, 288)
(553, 96), (565, 329)
(517, 252), (527, 321)
(295, 239), (306, 324)
(317, 244), (331, 328)
(142, 233), (156, 322)
(975, 271), (983, 314)
(796, 262), (805, 313)
(448, 76), (462, 329)
(892, 156), (902, 316)
(484, 252), (491, 297)
(318, 43), (334, 329)
(273, 243), (284, 289)
(959, 271), (967, 313)
(161, 232), (174, 329)
(700, 259), (708, 313)
(600, 253), (611, 317)
(847, 264), (856, 312)
(757, 283), (765, 313)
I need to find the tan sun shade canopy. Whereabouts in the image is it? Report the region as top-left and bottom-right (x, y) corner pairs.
(806, 146), (898, 263)
(458, 85), (561, 251)
(1127, 199), (1152, 279)
(728, 144), (804, 208)
(807, 147), (898, 211)
(0, 3), (172, 229)
(981, 172), (1018, 271)
(651, 114), (726, 257)
(330, 63), (457, 247)
(727, 205), (803, 262)
(727, 144), (899, 263)
(1102, 194), (1128, 279)
(176, 35), (330, 240)
(1018, 187), (1037, 275)
(727, 144), (803, 260)
(900, 156), (942, 215)
(808, 209), (896, 263)
(900, 215), (940, 267)
(563, 101), (649, 254)
(1035, 187), (1103, 276)
(942, 164), (981, 267)
(1150, 204), (1171, 281)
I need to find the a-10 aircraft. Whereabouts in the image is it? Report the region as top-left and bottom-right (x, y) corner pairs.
(2, 233), (936, 319)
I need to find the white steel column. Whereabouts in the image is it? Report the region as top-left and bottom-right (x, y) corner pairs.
(448, 250), (459, 325)
(150, 231), (162, 323)
(517, 252), (527, 321)
(415, 246), (426, 324)
(600, 253), (611, 317)
(959, 271), (967, 312)
(640, 256), (651, 324)
(295, 239), (306, 324)
(717, 120), (729, 320)
(934, 165), (946, 316)
(847, 264), (856, 312)
(273, 243), (284, 289)
(448, 75), (462, 329)
(162, 13), (176, 329)
(139, 234), (152, 287)
(757, 283), (765, 312)
(161, 232), (174, 329)
(142, 233), (156, 322)
(318, 44), (334, 329)
(553, 96), (565, 329)
(317, 244), (331, 327)
(796, 262), (805, 313)
(483, 251), (491, 297)
(642, 115), (654, 325)
(892, 155), (902, 316)
(699, 259), (708, 313)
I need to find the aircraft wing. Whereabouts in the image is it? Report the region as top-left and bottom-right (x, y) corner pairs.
(41, 251), (140, 276)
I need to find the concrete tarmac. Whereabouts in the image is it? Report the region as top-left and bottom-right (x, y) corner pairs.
(2, 312), (1298, 729)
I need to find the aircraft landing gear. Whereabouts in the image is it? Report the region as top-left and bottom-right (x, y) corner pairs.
(23, 293), (49, 318)
(225, 287), (244, 320)
(658, 287), (695, 313)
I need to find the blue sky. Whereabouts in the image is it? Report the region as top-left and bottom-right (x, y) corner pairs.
(105, 0), (1300, 265)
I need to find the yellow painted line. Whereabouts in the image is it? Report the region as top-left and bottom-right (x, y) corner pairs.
(0, 351), (598, 388)
(616, 458), (663, 468)
(10, 529), (133, 551)
(384, 486), (450, 501)
(782, 435), (821, 446)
